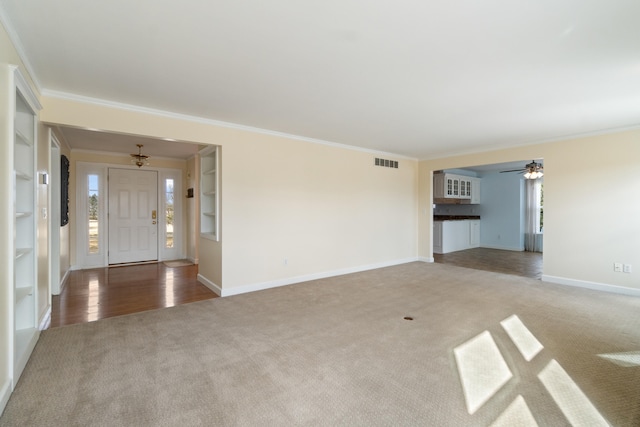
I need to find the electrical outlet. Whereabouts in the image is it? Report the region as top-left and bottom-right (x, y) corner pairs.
(614, 263), (623, 272)
(623, 264), (632, 274)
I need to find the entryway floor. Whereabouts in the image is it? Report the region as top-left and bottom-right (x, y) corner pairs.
(50, 263), (218, 328)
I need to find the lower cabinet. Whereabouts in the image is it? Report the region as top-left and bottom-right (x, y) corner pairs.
(434, 220), (480, 254)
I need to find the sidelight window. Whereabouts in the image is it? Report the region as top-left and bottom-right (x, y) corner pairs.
(88, 174), (99, 253)
(165, 178), (174, 248)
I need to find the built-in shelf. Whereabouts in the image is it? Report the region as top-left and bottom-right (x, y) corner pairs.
(10, 67), (41, 388)
(15, 286), (33, 302)
(200, 146), (220, 241)
(15, 129), (32, 147)
(15, 248), (32, 260)
(15, 170), (32, 181)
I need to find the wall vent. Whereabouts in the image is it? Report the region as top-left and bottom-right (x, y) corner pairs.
(374, 158), (398, 169)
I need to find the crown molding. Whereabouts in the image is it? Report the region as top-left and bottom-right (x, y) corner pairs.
(42, 89), (418, 161)
(0, 5), (42, 92)
(420, 123), (640, 162)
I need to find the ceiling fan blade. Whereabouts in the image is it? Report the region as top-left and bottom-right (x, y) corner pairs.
(499, 169), (526, 173)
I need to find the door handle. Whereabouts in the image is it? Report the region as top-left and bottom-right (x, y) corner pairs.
(152, 221), (157, 225)
(151, 210), (157, 219)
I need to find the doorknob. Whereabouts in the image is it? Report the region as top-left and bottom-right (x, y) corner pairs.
(152, 221), (157, 225)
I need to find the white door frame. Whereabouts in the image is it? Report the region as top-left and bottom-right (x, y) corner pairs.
(49, 134), (61, 294)
(75, 162), (185, 269)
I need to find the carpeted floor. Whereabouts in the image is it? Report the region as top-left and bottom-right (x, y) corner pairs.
(1, 262), (639, 426)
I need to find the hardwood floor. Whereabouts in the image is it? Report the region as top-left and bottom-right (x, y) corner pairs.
(51, 263), (218, 328)
(433, 247), (543, 279)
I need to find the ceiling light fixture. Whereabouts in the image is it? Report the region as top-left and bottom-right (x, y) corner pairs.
(523, 162), (543, 180)
(131, 144), (150, 168)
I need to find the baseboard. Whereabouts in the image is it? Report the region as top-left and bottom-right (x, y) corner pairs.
(219, 257), (419, 297)
(39, 307), (51, 330)
(197, 274), (222, 296)
(480, 244), (525, 252)
(418, 257), (434, 263)
(0, 379), (11, 417)
(542, 275), (640, 297)
(59, 269), (70, 294)
(188, 256), (199, 265)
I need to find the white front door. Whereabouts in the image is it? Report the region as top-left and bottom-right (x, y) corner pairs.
(108, 168), (158, 264)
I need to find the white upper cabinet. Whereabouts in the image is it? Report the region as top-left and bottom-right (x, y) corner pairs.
(433, 173), (480, 203)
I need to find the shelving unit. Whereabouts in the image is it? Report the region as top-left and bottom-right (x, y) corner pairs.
(10, 68), (41, 386)
(199, 145), (219, 241)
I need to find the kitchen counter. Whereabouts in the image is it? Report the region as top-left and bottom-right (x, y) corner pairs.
(434, 215), (481, 221)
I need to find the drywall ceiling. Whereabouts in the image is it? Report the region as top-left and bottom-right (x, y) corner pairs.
(2, 1), (640, 159)
(56, 127), (202, 160)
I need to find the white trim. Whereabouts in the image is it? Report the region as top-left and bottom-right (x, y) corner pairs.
(188, 256), (199, 265)
(42, 90), (418, 161)
(421, 123), (640, 161)
(419, 257), (434, 263)
(39, 307), (51, 330)
(0, 9), (42, 92)
(0, 379), (11, 416)
(197, 274), (222, 297)
(71, 148), (189, 163)
(216, 257), (419, 297)
(13, 68), (41, 111)
(542, 275), (640, 298)
(59, 269), (70, 293)
(480, 244), (525, 252)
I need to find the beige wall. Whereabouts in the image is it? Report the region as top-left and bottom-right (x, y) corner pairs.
(41, 97), (419, 293)
(420, 130), (640, 292)
(185, 156), (198, 263)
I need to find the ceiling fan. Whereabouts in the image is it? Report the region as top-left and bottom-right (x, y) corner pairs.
(499, 160), (544, 179)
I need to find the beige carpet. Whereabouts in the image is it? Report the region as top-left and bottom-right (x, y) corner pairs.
(1, 262), (639, 426)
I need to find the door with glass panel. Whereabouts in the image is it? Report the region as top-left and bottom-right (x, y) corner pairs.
(108, 168), (158, 264)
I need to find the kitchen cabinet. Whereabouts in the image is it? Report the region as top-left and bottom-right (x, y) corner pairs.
(433, 173), (479, 203)
(433, 220), (480, 254)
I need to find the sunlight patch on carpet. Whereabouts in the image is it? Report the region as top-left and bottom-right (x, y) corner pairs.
(454, 330), (513, 415)
(489, 395), (538, 427)
(597, 351), (640, 367)
(538, 359), (609, 426)
(500, 314), (544, 362)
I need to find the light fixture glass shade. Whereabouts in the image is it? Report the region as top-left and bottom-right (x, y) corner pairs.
(130, 144), (150, 168)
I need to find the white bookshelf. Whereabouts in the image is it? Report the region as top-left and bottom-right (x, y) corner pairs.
(199, 146), (219, 241)
(11, 68), (41, 386)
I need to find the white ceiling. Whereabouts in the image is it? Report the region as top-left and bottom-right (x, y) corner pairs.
(2, 1), (640, 159)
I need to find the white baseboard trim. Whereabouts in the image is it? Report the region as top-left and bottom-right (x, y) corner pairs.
(418, 257), (434, 263)
(188, 256), (199, 265)
(39, 307), (51, 330)
(218, 257), (419, 297)
(59, 269), (71, 294)
(542, 275), (640, 297)
(0, 379), (11, 417)
(480, 244), (525, 252)
(197, 274), (222, 296)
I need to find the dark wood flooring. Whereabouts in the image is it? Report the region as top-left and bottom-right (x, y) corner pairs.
(433, 247), (543, 279)
(51, 263), (218, 328)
